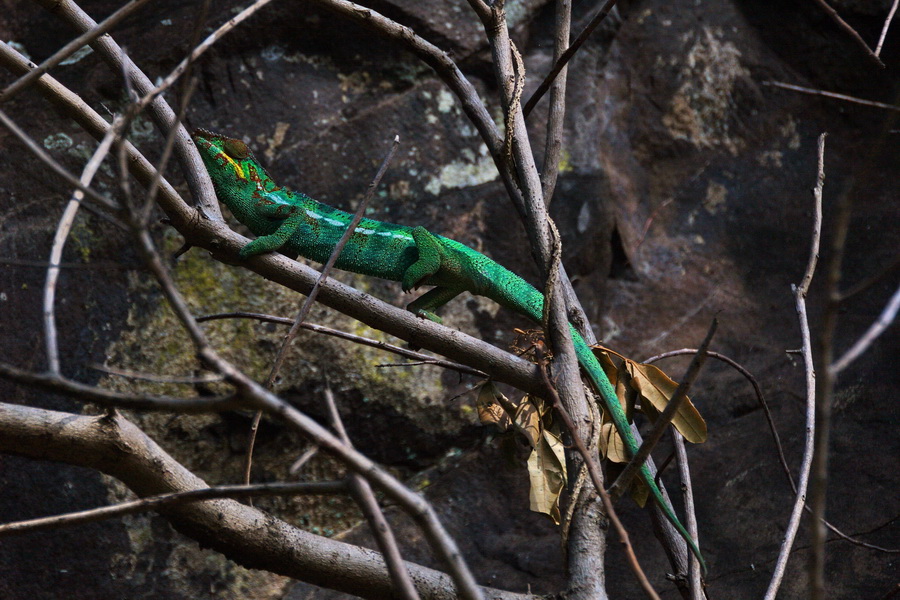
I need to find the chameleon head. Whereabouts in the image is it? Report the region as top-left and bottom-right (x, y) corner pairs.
(191, 129), (278, 198)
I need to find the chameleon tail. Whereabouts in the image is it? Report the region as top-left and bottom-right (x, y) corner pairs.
(452, 245), (706, 571)
(572, 334), (707, 573)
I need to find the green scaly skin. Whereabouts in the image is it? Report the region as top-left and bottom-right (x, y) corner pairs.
(192, 129), (706, 571)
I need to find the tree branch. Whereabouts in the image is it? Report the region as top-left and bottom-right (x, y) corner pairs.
(764, 132), (826, 600)
(0, 402), (532, 600)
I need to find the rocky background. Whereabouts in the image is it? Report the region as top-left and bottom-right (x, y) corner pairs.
(0, 0), (897, 598)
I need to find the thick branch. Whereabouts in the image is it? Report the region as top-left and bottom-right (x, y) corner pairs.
(0, 402), (532, 600)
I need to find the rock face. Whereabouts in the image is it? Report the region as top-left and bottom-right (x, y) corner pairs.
(0, 0), (897, 598)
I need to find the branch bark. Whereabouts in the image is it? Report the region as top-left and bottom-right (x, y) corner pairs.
(0, 402), (532, 600)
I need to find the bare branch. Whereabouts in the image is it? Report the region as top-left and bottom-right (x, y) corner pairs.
(198, 311), (486, 378)
(811, 153), (857, 600)
(764, 133), (827, 600)
(540, 0), (572, 205)
(523, 0), (620, 118)
(0, 403), (531, 600)
(91, 363), (225, 384)
(875, 0), (899, 56)
(324, 386), (421, 600)
(43, 125), (119, 374)
(831, 283), (900, 373)
(799, 134), (827, 297)
(139, 76), (200, 225)
(809, 0), (885, 67)
(673, 432), (703, 600)
(289, 445), (320, 475)
(0, 361), (241, 412)
(763, 81), (900, 112)
(0, 480), (349, 538)
(0, 0), (156, 102)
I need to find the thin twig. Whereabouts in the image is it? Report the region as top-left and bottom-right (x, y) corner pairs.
(243, 135), (400, 487)
(875, 0), (899, 56)
(265, 134), (401, 388)
(763, 81), (899, 112)
(42, 127), (118, 374)
(538, 355), (661, 600)
(138, 0), (210, 221)
(139, 76), (199, 225)
(0, 480), (348, 538)
(289, 446), (320, 474)
(523, 0), (620, 118)
(831, 283), (900, 373)
(0, 0), (156, 102)
(809, 0), (885, 67)
(49, 47), (160, 349)
(463, 0), (491, 25)
(540, 0), (571, 206)
(764, 132), (827, 600)
(801, 133), (827, 297)
(91, 363), (224, 384)
(0, 107), (117, 212)
(673, 432), (704, 600)
(609, 319), (717, 497)
(324, 386), (420, 600)
(0, 361), (241, 412)
(646, 348), (897, 553)
(198, 311), (486, 377)
(131, 0), (278, 116)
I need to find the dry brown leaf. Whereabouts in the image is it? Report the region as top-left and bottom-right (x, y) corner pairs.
(514, 397), (541, 449)
(624, 360), (707, 443)
(476, 381), (512, 431)
(600, 421), (629, 463)
(630, 475), (650, 507)
(527, 426), (567, 524)
(593, 350), (636, 461)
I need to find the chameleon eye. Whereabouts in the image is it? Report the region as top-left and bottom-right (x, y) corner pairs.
(223, 138), (251, 160)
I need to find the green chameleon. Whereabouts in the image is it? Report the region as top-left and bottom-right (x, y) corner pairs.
(192, 128), (706, 571)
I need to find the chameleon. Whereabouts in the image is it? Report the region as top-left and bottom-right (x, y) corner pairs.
(191, 128), (706, 571)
